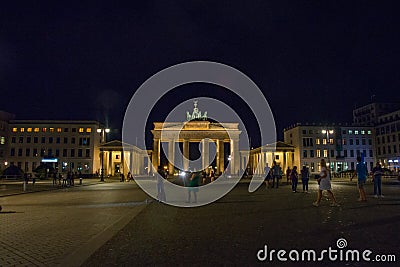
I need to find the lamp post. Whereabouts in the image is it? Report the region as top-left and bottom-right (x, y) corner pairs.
(322, 129), (334, 172)
(97, 128), (110, 182)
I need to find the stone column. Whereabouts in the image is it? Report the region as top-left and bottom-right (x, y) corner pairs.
(183, 140), (189, 171)
(283, 152), (287, 172)
(230, 139), (240, 175)
(152, 138), (160, 170)
(121, 150), (125, 175)
(201, 138), (210, 173)
(129, 151), (133, 174)
(266, 152), (273, 167)
(108, 151), (113, 176)
(136, 152), (140, 175)
(139, 153), (144, 175)
(147, 154), (152, 175)
(217, 139), (224, 175)
(168, 140), (175, 175)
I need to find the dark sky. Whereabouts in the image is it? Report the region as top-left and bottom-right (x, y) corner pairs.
(1, 1), (400, 146)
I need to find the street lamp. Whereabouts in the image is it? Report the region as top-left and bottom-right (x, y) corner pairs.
(322, 129), (334, 172)
(97, 128), (110, 182)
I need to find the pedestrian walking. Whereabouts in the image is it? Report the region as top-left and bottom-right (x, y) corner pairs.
(351, 156), (368, 202)
(372, 162), (384, 198)
(187, 172), (200, 203)
(120, 173), (125, 182)
(58, 173), (62, 186)
(31, 174), (35, 186)
(127, 172), (134, 182)
(24, 173), (29, 185)
(301, 166), (310, 193)
(202, 170), (207, 185)
(271, 161), (280, 188)
(290, 166), (298, 192)
(264, 163), (271, 189)
(71, 172), (76, 186)
(209, 169), (215, 182)
(52, 172), (57, 186)
(286, 167), (292, 185)
(157, 166), (166, 202)
(65, 172), (71, 187)
(313, 159), (340, 207)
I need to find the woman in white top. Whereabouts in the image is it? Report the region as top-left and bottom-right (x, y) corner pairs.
(313, 159), (340, 207)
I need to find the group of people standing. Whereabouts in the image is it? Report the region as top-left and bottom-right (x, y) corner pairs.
(264, 162), (310, 193)
(120, 172), (134, 182)
(264, 156), (386, 207)
(52, 171), (79, 187)
(156, 166), (201, 203)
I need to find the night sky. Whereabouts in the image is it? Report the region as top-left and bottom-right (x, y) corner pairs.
(1, 1), (400, 147)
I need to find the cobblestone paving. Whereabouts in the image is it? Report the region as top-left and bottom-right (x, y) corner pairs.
(0, 182), (148, 266)
(0, 178), (112, 197)
(84, 180), (400, 267)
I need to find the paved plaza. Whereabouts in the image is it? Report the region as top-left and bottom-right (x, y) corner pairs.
(1, 178), (399, 266)
(0, 181), (149, 266)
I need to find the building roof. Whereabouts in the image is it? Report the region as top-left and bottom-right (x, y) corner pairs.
(283, 122), (374, 131)
(10, 120), (101, 125)
(250, 141), (295, 153)
(100, 140), (146, 153)
(0, 110), (15, 121)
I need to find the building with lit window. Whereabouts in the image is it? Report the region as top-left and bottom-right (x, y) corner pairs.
(7, 120), (103, 174)
(0, 113), (148, 177)
(284, 123), (375, 173)
(374, 109), (400, 170)
(0, 111), (15, 170)
(353, 102), (400, 124)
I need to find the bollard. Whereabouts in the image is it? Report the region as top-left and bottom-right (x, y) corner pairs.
(23, 181), (27, 192)
(79, 178), (82, 185)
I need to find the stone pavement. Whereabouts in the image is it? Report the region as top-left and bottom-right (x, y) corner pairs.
(0, 177), (125, 197)
(1, 177), (399, 266)
(0, 182), (149, 266)
(83, 179), (400, 267)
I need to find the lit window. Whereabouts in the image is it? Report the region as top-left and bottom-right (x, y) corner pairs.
(367, 130), (372, 135)
(316, 139), (320, 145)
(49, 128), (55, 132)
(316, 150), (321, 158)
(27, 128), (32, 132)
(86, 128), (92, 133)
(57, 128), (62, 133)
(79, 128), (84, 133)
(42, 128), (47, 133)
(20, 128), (25, 132)
(355, 130), (359, 135)
(323, 150), (328, 157)
(329, 138), (334, 144)
(12, 128), (17, 132)
(348, 130), (353, 134)
(0, 137), (5, 145)
(323, 139), (327, 145)
(361, 130), (365, 135)
(34, 128), (40, 132)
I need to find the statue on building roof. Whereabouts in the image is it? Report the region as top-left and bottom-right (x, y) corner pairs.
(186, 100), (208, 121)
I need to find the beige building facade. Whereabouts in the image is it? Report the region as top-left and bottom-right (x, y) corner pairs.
(99, 140), (148, 176)
(284, 123), (376, 173)
(151, 121), (241, 175)
(7, 120), (103, 174)
(246, 142), (295, 175)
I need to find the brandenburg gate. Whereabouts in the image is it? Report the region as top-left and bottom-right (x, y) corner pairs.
(151, 101), (241, 175)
